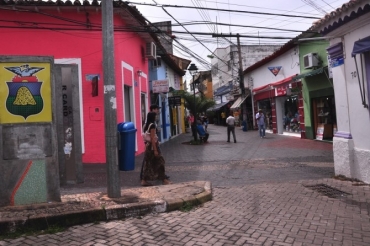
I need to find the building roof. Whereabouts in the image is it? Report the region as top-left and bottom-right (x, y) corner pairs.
(241, 2), (370, 75)
(0, 0), (186, 75)
(311, 0), (370, 35)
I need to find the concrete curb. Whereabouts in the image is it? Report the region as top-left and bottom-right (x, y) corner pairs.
(0, 181), (212, 235)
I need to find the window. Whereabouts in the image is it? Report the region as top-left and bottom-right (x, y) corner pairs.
(124, 85), (132, 122)
(141, 93), (147, 126)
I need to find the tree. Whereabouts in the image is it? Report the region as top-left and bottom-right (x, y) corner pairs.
(180, 92), (215, 118)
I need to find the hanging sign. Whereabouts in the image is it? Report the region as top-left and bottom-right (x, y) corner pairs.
(168, 96), (181, 106)
(275, 87), (288, 96)
(268, 66), (282, 76)
(152, 79), (169, 93)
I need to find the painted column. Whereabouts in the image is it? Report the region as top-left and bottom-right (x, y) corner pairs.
(332, 63), (354, 178)
(0, 56), (60, 207)
(275, 97), (285, 134)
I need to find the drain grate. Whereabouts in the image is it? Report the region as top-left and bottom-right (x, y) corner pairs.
(304, 184), (350, 198)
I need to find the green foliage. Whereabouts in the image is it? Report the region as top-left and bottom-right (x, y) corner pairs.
(179, 202), (194, 212)
(177, 91), (215, 118)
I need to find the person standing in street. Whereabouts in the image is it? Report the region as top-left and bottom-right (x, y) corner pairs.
(140, 111), (172, 186)
(256, 109), (265, 138)
(226, 113), (237, 143)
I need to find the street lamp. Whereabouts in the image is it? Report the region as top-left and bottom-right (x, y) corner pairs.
(188, 63), (200, 141)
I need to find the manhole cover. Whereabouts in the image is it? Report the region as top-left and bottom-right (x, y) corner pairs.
(304, 184), (350, 198)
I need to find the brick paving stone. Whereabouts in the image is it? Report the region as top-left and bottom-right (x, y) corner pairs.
(1, 125), (370, 245)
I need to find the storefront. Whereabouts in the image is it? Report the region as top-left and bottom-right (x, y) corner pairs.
(312, 96), (337, 140)
(257, 98), (273, 130)
(253, 75), (303, 136)
(293, 67), (336, 140)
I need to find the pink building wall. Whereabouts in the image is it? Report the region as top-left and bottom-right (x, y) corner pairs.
(0, 8), (149, 163)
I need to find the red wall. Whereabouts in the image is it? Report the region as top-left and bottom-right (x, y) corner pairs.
(0, 8), (149, 163)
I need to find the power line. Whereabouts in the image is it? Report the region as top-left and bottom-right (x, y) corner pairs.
(176, 21), (318, 33)
(197, 0), (324, 16)
(125, 1), (321, 19)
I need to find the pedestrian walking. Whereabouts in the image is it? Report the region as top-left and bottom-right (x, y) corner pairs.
(256, 109), (265, 138)
(226, 113), (237, 143)
(140, 111), (172, 186)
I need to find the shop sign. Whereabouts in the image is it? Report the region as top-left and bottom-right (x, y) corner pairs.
(226, 95), (234, 101)
(168, 96), (181, 106)
(275, 87), (288, 96)
(174, 74), (180, 90)
(152, 79), (169, 93)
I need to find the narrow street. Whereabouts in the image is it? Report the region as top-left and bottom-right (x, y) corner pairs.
(2, 125), (370, 246)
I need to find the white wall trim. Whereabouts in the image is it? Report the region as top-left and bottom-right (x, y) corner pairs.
(121, 61), (137, 151)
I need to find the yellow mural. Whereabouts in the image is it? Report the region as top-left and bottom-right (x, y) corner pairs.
(0, 63), (52, 123)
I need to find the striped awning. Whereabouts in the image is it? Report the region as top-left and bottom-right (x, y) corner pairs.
(230, 93), (249, 110)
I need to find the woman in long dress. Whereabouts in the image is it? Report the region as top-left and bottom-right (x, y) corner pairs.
(140, 112), (172, 186)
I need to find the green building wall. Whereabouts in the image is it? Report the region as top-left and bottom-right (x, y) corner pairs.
(298, 40), (334, 139)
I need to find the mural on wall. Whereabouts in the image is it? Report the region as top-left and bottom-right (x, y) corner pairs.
(0, 63), (51, 123)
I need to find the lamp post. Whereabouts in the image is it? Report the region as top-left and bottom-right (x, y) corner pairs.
(188, 63), (199, 141)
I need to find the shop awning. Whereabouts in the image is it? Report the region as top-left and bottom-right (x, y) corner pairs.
(230, 92), (249, 110)
(207, 101), (228, 111)
(252, 84), (271, 93)
(269, 74), (297, 87)
(352, 35), (370, 57)
(352, 35), (370, 108)
(293, 67), (326, 81)
(253, 75), (296, 94)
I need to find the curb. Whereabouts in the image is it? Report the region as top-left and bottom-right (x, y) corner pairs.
(0, 181), (212, 235)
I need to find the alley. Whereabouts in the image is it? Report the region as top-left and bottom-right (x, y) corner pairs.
(1, 125), (369, 246)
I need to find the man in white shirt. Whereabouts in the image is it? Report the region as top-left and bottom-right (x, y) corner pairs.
(256, 109), (265, 138)
(226, 113), (237, 143)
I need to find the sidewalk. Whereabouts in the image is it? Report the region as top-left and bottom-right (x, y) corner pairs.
(0, 181), (212, 235)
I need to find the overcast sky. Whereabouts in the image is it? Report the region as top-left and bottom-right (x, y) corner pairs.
(130, 0), (349, 75)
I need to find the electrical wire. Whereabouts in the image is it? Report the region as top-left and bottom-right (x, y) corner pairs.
(125, 1), (321, 19)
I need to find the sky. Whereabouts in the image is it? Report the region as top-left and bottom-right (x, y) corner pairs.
(129, 0), (350, 76)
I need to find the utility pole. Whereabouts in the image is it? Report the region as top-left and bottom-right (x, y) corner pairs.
(213, 33), (246, 122)
(236, 34), (247, 122)
(102, 0), (121, 198)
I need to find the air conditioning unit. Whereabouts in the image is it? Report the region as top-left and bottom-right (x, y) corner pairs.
(146, 42), (156, 59)
(303, 53), (319, 69)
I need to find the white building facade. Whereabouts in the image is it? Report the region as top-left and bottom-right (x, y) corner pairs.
(244, 43), (301, 133)
(211, 45), (281, 91)
(314, 0), (370, 183)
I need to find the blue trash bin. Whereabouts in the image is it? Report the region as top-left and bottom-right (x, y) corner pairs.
(117, 122), (137, 171)
(242, 120), (248, 132)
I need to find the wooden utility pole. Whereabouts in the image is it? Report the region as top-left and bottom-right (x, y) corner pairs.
(213, 33), (246, 122)
(102, 0), (121, 198)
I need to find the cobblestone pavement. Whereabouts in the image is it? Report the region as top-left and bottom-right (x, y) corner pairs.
(1, 125), (370, 245)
